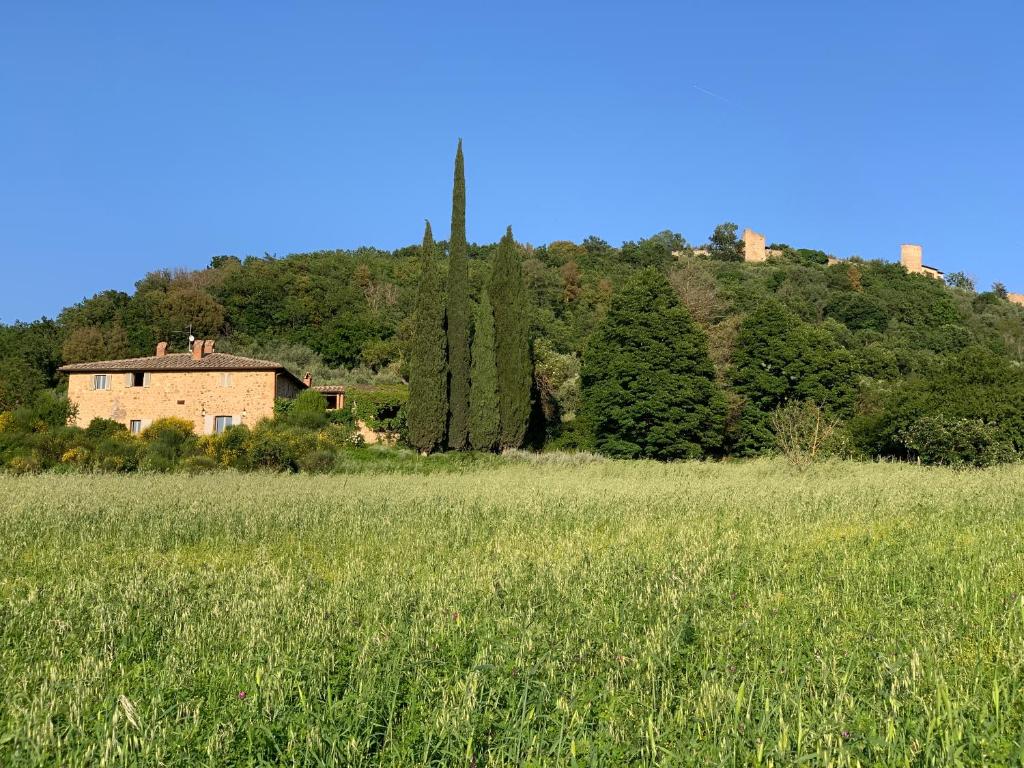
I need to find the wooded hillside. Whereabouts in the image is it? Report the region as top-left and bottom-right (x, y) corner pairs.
(3, 226), (1024, 463)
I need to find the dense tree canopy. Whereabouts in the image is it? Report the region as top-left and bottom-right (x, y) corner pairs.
(580, 269), (726, 459)
(5, 204), (1024, 465)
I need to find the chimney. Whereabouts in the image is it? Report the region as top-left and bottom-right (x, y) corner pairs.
(192, 339), (205, 361)
(155, 341), (168, 357)
(202, 339), (215, 356)
(303, 372), (313, 388)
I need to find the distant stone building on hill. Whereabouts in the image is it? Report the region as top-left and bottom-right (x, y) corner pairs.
(900, 244), (944, 280)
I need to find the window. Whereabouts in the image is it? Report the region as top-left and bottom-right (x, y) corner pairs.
(132, 371), (145, 387)
(219, 372), (233, 387)
(213, 416), (233, 434)
(93, 374), (109, 390)
(130, 420), (142, 435)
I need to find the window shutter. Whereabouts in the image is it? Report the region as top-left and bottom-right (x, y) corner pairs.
(203, 414), (215, 435)
(124, 373), (133, 388)
(143, 372), (152, 388)
(88, 376), (95, 391)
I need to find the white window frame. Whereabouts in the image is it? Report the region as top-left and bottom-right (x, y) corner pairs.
(129, 420), (142, 435)
(220, 372), (233, 387)
(213, 415), (233, 434)
(93, 374), (109, 390)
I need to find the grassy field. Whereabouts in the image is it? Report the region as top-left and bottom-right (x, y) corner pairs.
(2, 457), (1024, 766)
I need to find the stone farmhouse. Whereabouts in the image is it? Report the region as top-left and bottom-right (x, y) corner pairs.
(59, 340), (343, 435)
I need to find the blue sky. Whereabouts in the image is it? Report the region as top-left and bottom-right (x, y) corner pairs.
(1, 1), (1022, 322)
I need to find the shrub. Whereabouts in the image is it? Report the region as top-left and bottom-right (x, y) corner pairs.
(770, 401), (843, 471)
(92, 436), (141, 472)
(84, 418), (127, 441)
(180, 455), (218, 473)
(285, 390), (329, 429)
(141, 418), (198, 469)
(298, 449), (336, 474)
(900, 415), (1016, 468)
(203, 423), (253, 469)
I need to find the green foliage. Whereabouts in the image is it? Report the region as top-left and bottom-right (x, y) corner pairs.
(0, 357), (47, 412)
(490, 226), (532, 449)
(446, 140), (471, 449)
(469, 289), (499, 451)
(730, 300), (855, 454)
(851, 346), (1024, 462)
(707, 222), (744, 262)
(945, 271), (975, 291)
(347, 384), (409, 440)
(140, 417), (198, 470)
(407, 221), (448, 453)
(581, 269), (725, 459)
(285, 389), (329, 429)
(900, 415), (1013, 468)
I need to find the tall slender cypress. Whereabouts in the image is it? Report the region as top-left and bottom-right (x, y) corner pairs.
(469, 289), (499, 451)
(407, 221), (448, 453)
(446, 139), (471, 449)
(490, 225), (532, 449)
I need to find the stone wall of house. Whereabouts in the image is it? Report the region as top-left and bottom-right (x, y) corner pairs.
(67, 370), (279, 434)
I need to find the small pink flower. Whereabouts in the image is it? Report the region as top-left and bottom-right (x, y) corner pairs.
(238, 691), (247, 700)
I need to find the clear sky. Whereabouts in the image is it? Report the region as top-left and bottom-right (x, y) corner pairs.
(2, 1), (1022, 322)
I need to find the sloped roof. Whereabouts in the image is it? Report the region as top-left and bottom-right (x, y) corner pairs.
(59, 352), (302, 383)
(312, 384), (346, 394)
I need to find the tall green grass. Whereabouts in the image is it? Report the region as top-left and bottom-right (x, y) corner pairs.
(2, 459), (1024, 765)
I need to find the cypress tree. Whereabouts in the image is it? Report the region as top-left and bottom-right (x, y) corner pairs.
(580, 268), (726, 460)
(469, 289), (499, 451)
(407, 220), (447, 453)
(446, 139), (471, 449)
(490, 225), (532, 449)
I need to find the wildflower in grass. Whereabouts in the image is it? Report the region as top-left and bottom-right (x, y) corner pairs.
(238, 691), (246, 700)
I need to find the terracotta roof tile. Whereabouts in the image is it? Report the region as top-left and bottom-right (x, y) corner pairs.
(312, 385), (346, 394)
(59, 352), (292, 373)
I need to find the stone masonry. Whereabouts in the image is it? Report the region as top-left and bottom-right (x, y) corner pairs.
(742, 228), (767, 263)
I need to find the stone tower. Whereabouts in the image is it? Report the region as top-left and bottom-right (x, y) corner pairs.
(742, 228), (766, 263)
(900, 244), (923, 273)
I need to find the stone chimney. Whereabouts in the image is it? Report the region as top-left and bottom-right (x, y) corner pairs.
(192, 340), (205, 361)
(303, 372), (313, 388)
(202, 339), (215, 356)
(155, 341), (168, 357)
(900, 244), (923, 274)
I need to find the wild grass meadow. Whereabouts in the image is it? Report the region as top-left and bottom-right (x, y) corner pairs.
(2, 457), (1024, 765)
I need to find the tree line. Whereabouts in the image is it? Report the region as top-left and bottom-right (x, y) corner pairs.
(407, 141), (531, 454)
(4, 141), (1024, 467)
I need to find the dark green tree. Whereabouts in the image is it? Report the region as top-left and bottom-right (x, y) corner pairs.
(580, 268), (726, 459)
(407, 221), (448, 453)
(730, 300), (855, 454)
(469, 289), (499, 451)
(707, 222), (745, 261)
(446, 140), (471, 449)
(490, 226), (532, 449)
